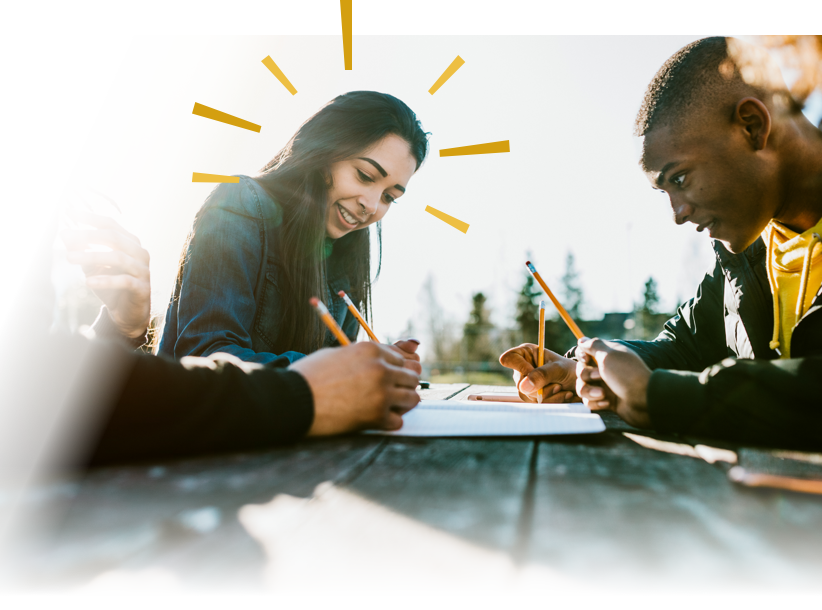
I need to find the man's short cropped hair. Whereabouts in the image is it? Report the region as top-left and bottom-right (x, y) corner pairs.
(634, 36), (792, 137)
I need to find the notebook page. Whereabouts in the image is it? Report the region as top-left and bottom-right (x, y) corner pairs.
(369, 410), (605, 437)
(417, 400), (590, 414)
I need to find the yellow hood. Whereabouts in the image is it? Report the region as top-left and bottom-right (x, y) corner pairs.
(762, 217), (822, 358)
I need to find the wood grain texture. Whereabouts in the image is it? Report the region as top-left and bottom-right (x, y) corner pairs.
(9, 437), (385, 588)
(10, 383), (822, 593)
(343, 438), (534, 553)
(524, 432), (822, 588)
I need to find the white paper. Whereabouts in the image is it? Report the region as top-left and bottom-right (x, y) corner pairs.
(419, 400), (591, 414)
(368, 400), (604, 437)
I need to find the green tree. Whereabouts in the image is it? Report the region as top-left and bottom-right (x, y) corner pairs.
(463, 292), (494, 362)
(561, 252), (584, 319)
(515, 271), (542, 344)
(547, 251), (585, 349)
(639, 277), (660, 315)
(634, 276), (662, 340)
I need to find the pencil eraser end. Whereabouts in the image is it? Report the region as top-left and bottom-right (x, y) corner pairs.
(525, 260), (531, 266)
(337, 290), (346, 297)
(309, 297), (319, 307)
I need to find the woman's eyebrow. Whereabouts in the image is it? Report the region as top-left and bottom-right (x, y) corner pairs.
(357, 156), (405, 192)
(357, 157), (388, 177)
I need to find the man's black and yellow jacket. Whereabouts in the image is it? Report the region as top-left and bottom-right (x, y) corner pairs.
(618, 238), (822, 449)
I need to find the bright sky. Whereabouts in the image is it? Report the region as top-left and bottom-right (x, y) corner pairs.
(2, 6), (819, 359)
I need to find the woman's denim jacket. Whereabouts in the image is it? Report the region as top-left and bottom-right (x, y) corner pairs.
(158, 176), (358, 364)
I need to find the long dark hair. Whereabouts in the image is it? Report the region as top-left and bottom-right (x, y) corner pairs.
(254, 91), (429, 354)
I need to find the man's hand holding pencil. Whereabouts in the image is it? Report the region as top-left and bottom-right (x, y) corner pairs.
(575, 338), (652, 429)
(500, 261), (653, 429)
(499, 344), (578, 404)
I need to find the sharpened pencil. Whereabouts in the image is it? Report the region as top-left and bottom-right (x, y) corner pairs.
(309, 297), (351, 346)
(537, 300), (546, 404)
(526, 261), (585, 340)
(338, 290), (380, 342)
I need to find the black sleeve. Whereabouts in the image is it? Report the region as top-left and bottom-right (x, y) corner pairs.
(565, 258), (729, 372)
(88, 350), (314, 465)
(617, 259), (729, 371)
(647, 356), (822, 450)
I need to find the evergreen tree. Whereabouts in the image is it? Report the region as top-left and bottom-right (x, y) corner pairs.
(463, 292), (494, 361)
(639, 277), (660, 315)
(561, 251), (584, 319)
(546, 251), (586, 348)
(515, 271), (542, 344)
(634, 276), (661, 340)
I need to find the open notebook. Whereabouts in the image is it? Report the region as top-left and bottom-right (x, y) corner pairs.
(368, 399), (605, 437)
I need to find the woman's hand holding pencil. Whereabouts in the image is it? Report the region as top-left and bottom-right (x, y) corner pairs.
(338, 290), (422, 374)
(291, 342), (420, 436)
(389, 339), (422, 374)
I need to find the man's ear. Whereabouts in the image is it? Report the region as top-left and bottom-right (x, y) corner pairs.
(735, 97), (771, 151)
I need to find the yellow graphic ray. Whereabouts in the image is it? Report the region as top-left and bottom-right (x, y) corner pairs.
(340, 0), (352, 70)
(192, 173), (240, 184)
(425, 206), (470, 234)
(261, 56), (297, 95)
(440, 140), (510, 157)
(192, 103), (261, 133)
(429, 56), (465, 95)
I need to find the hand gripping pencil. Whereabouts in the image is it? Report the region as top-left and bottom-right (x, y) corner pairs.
(537, 300), (546, 404)
(309, 297), (351, 346)
(338, 290), (380, 342)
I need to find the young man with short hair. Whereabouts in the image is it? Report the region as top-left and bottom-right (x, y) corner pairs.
(501, 37), (822, 448)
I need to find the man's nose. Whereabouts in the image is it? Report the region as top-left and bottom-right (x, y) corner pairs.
(670, 196), (694, 225)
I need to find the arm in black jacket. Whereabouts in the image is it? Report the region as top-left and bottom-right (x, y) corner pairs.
(568, 258), (822, 448)
(647, 356), (822, 449)
(616, 259), (729, 372)
(88, 344), (314, 466)
(565, 259), (728, 370)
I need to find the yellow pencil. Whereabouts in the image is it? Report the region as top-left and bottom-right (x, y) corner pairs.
(729, 466), (822, 495)
(526, 261), (584, 340)
(309, 297), (351, 346)
(537, 300), (546, 404)
(338, 290), (380, 342)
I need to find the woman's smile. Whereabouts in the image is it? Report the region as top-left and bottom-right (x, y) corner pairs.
(324, 133), (418, 239)
(336, 202), (360, 229)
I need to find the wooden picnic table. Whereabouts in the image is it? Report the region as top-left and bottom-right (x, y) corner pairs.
(5, 384), (822, 595)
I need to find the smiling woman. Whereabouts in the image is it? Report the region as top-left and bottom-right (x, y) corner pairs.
(158, 91), (429, 365)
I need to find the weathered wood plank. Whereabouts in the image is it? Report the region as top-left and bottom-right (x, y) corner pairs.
(523, 432), (822, 588)
(230, 439), (537, 594)
(11, 436), (386, 588)
(343, 437), (534, 553)
(15, 380), (821, 593)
